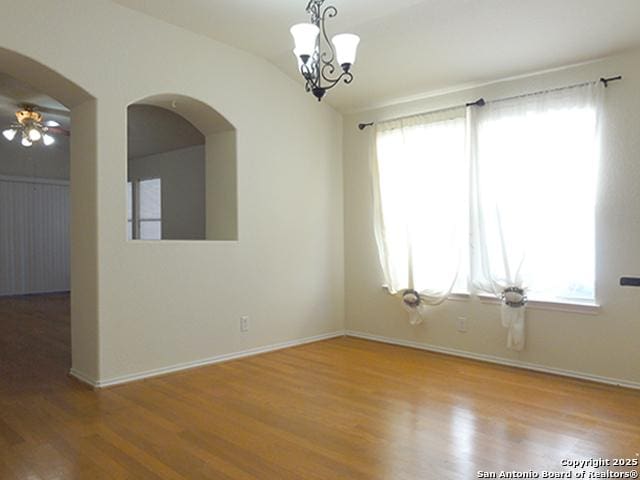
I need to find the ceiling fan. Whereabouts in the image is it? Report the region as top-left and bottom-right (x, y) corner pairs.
(2, 105), (70, 147)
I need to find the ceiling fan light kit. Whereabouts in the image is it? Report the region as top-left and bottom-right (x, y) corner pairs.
(2, 107), (58, 148)
(290, 0), (360, 101)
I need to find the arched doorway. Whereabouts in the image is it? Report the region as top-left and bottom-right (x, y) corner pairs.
(0, 47), (98, 385)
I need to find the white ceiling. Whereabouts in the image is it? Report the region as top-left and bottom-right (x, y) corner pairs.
(112, 0), (640, 112)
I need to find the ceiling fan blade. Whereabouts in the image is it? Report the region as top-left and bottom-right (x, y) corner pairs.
(0, 95), (19, 106)
(21, 103), (69, 116)
(47, 126), (70, 137)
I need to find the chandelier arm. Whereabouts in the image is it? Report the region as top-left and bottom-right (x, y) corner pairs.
(319, 70), (353, 92)
(319, 5), (337, 67)
(304, 75), (315, 93)
(320, 61), (337, 83)
(301, 60), (321, 93)
(341, 71), (354, 85)
(303, 65), (318, 92)
(300, 62), (312, 81)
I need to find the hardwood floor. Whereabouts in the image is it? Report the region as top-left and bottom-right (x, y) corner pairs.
(0, 294), (71, 396)
(1, 295), (639, 479)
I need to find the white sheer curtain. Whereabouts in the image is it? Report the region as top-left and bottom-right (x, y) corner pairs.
(371, 109), (467, 324)
(468, 83), (602, 350)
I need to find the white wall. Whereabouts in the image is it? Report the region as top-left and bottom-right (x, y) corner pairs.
(129, 145), (206, 240)
(344, 49), (640, 385)
(0, 0), (344, 383)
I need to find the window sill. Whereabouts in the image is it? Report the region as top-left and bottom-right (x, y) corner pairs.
(382, 285), (601, 315)
(381, 287), (600, 315)
(450, 292), (600, 315)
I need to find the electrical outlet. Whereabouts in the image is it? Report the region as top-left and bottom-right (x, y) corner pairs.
(456, 316), (468, 333)
(240, 315), (249, 333)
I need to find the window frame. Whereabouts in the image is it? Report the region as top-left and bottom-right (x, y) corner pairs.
(127, 177), (162, 241)
(374, 97), (599, 310)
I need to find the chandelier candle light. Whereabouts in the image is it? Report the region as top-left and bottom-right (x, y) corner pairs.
(291, 0), (360, 101)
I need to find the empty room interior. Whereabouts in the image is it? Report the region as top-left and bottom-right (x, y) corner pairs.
(1, 1), (639, 478)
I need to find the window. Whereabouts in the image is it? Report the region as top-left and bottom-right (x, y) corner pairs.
(470, 89), (598, 302)
(373, 84), (600, 305)
(374, 110), (467, 301)
(127, 178), (162, 240)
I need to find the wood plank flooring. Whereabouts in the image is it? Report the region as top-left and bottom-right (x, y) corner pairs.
(1, 295), (639, 479)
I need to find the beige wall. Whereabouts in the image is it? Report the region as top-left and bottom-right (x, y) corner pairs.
(0, 0), (344, 383)
(344, 49), (640, 385)
(129, 145), (206, 240)
(206, 130), (238, 240)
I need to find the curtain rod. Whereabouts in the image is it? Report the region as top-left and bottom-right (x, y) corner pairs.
(357, 75), (622, 131)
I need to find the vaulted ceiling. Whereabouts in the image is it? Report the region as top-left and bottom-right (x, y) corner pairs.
(112, 0), (640, 112)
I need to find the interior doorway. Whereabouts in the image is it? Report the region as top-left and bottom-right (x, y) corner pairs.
(0, 72), (72, 390)
(0, 47), (97, 385)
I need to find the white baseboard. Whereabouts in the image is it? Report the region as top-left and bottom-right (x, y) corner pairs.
(69, 329), (640, 391)
(70, 330), (345, 388)
(345, 330), (640, 390)
(68, 368), (98, 388)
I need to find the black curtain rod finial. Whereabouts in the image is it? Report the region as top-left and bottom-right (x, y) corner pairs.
(358, 122), (374, 130)
(600, 75), (622, 88)
(466, 98), (485, 107)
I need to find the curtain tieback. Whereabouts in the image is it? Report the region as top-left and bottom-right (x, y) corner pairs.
(401, 289), (421, 308)
(401, 289), (424, 326)
(501, 286), (527, 308)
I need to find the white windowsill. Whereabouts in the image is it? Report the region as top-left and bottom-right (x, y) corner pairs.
(382, 286), (600, 315)
(454, 293), (600, 315)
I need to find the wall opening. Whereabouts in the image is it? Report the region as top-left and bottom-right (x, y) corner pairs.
(127, 95), (238, 241)
(0, 47), (98, 381)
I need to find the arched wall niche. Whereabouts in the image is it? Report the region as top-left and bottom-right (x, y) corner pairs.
(0, 47), (99, 380)
(127, 94), (238, 241)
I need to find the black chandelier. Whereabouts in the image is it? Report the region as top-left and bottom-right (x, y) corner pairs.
(290, 0), (360, 102)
